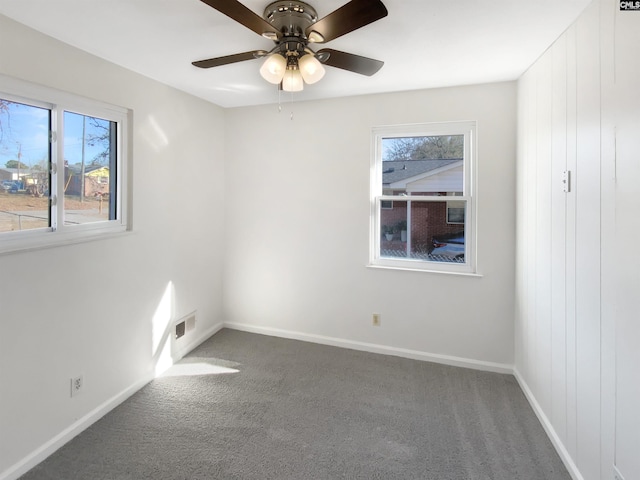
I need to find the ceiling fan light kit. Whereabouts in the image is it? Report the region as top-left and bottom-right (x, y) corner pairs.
(259, 53), (287, 83)
(193, 0), (388, 92)
(282, 67), (304, 91)
(298, 54), (325, 84)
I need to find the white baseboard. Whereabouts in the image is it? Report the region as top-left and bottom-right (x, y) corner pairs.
(175, 321), (224, 359)
(223, 321), (513, 374)
(6, 322), (551, 480)
(513, 368), (584, 480)
(1, 320), (224, 480)
(225, 323), (584, 478)
(0, 375), (152, 480)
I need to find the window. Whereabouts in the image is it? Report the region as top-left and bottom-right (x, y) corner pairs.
(0, 75), (129, 254)
(446, 201), (465, 224)
(370, 121), (476, 273)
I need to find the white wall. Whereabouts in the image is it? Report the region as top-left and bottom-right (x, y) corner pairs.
(0, 16), (226, 478)
(515, 0), (640, 479)
(223, 82), (517, 367)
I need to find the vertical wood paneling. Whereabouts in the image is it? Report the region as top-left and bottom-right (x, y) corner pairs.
(574, 5), (602, 478)
(613, 6), (640, 479)
(517, 3), (640, 480)
(516, 2), (606, 478)
(535, 50), (553, 416)
(598, 1), (617, 478)
(526, 63), (538, 393)
(564, 22), (579, 461)
(550, 35), (568, 444)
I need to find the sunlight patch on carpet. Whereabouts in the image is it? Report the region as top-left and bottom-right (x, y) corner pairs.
(161, 357), (240, 377)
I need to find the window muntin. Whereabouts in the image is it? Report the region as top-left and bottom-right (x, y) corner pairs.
(370, 122), (476, 273)
(0, 76), (129, 254)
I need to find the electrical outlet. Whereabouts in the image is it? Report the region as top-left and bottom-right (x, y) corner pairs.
(70, 375), (83, 397)
(372, 314), (381, 326)
(614, 465), (625, 480)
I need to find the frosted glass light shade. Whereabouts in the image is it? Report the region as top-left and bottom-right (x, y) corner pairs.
(259, 54), (287, 84)
(298, 55), (325, 84)
(282, 69), (304, 92)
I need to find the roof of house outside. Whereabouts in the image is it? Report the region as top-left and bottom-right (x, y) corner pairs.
(382, 159), (461, 186)
(67, 164), (109, 175)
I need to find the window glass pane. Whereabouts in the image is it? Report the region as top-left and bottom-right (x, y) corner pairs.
(381, 135), (464, 196)
(63, 112), (116, 225)
(0, 98), (51, 232)
(413, 201), (465, 263)
(380, 200), (466, 264)
(380, 199), (407, 257)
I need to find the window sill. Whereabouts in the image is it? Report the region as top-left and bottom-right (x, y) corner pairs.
(366, 263), (483, 277)
(0, 226), (131, 256)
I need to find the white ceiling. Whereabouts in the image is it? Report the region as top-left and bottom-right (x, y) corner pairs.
(0, 0), (591, 108)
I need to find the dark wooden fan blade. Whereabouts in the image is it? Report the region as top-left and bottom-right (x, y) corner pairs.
(305, 0), (387, 43)
(199, 0), (280, 39)
(192, 50), (267, 68)
(317, 49), (384, 76)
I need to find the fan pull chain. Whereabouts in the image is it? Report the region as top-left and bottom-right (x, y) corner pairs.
(275, 85), (294, 120)
(289, 90), (295, 121)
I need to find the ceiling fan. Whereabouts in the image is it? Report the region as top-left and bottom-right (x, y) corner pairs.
(192, 0), (388, 91)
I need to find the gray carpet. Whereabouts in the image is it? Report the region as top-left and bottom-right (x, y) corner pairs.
(20, 329), (570, 479)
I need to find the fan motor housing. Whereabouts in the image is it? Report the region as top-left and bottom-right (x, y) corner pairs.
(263, 1), (318, 38)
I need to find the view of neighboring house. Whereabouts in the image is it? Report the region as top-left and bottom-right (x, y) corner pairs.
(0, 167), (48, 194)
(65, 165), (110, 197)
(380, 159), (465, 256)
(0, 167), (27, 183)
(383, 159), (463, 195)
(1, 163), (109, 198)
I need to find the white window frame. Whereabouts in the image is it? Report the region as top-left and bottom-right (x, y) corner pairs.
(0, 74), (130, 255)
(369, 121), (477, 274)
